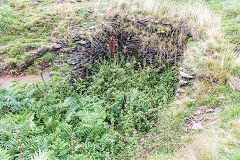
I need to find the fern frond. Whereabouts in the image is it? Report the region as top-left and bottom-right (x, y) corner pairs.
(0, 148), (11, 160)
(32, 149), (49, 160)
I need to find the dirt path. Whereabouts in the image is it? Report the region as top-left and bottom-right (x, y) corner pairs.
(0, 70), (51, 88)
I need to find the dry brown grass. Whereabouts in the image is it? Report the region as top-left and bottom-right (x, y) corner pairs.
(173, 125), (236, 160)
(193, 80), (217, 95)
(174, 134), (219, 160)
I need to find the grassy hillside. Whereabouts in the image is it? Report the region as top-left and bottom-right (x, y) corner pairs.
(0, 0), (240, 159)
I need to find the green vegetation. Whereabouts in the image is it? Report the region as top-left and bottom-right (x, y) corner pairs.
(0, 4), (19, 36)
(0, 58), (182, 159)
(1, 0), (240, 159)
(0, 0), (90, 73)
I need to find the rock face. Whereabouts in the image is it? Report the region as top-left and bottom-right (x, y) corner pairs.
(59, 14), (192, 79)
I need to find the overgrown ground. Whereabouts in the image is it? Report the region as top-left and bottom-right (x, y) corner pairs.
(0, 0), (240, 160)
(0, 59), (181, 159)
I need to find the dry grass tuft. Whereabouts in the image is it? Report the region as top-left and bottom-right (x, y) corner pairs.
(173, 118), (240, 160)
(174, 130), (219, 160)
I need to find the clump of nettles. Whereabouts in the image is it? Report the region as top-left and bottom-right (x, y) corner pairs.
(0, 58), (178, 159)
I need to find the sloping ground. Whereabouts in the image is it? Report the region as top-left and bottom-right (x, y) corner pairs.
(0, 0), (240, 160)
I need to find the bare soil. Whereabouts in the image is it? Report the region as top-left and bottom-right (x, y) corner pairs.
(0, 70), (51, 88)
